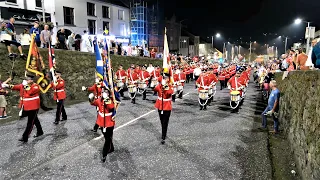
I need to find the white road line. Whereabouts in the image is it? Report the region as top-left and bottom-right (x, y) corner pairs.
(93, 92), (190, 140)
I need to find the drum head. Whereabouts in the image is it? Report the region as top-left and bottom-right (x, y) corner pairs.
(230, 90), (240, 95)
(200, 90), (208, 93)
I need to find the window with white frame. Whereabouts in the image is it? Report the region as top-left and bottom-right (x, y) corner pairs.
(103, 21), (110, 35)
(88, 19), (96, 34)
(87, 2), (95, 16)
(35, 0), (42, 7)
(118, 10), (124, 20)
(102, 6), (110, 18)
(63, 6), (74, 25)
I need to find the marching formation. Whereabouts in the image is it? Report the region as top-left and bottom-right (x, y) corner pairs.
(0, 30), (251, 164)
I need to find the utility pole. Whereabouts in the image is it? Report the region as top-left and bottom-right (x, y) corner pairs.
(284, 37), (288, 54)
(223, 42), (226, 60)
(306, 22), (311, 54)
(42, 0), (45, 22)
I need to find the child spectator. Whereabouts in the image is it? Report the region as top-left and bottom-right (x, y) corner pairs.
(0, 76), (11, 119)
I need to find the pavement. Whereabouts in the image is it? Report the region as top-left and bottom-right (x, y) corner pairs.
(0, 80), (273, 180)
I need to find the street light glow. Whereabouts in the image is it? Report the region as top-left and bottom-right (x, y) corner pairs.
(216, 33), (221, 38)
(295, 18), (302, 24)
(254, 41), (257, 43)
(278, 36), (281, 38)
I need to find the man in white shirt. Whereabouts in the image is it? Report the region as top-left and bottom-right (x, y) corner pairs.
(147, 63), (154, 87)
(193, 65), (202, 88)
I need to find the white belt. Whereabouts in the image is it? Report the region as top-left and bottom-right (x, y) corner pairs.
(158, 97), (171, 101)
(56, 89), (65, 92)
(98, 112), (112, 117)
(23, 96), (40, 101)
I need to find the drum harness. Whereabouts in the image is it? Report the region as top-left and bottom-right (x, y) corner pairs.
(137, 72), (147, 94)
(128, 73), (137, 100)
(198, 76), (209, 106)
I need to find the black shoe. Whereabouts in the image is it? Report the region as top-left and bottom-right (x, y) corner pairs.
(61, 117), (67, 121)
(8, 53), (17, 58)
(161, 139), (165, 144)
(200, 107), (203, 110)
(20, 54), (27, 60)
(18, 138), (28, 143)
(101, 156), (106, 163)
(142, 97), (146, 100)
(91, 129), (98, 133)
(53, 121), (59, 125)
(203, 107), (207, 110)
(33, 133), (44, 138)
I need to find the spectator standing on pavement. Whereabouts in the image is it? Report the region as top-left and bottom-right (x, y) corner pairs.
(127, 43), (132, 56)
(3, 18), (26, 59)
(30, 21), (41, 47)
(67, 33), (75, 50)
(117, 43), (122, 55)
(56, 28), (67, 49)
(311, 38), (320, 69)
(80, 30), (90, 52)
(19, 28), (31, 47)
(0, 76), (11, 119)
(40, 25), (51, 48)
(261, 80), (280, 134)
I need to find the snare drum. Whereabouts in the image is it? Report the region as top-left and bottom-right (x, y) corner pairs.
(199, 90), (209, 100)
(138, 82), (147, 89)
(116, 80), (124, 88)
(128, 85), (137, 93)
(208, 88), (213, 95)
(230, 90), (240, 101)
(150, 79), (158, 88)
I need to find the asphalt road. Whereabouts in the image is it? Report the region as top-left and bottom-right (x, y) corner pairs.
(0, 81), (272, 180)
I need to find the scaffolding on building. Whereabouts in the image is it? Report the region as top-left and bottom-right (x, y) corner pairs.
(130, 0), (148, 46)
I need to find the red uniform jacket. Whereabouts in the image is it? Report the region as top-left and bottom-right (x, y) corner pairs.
(154, 83), (174, 111)
(129, 72), (139, 84)
(88, 82), (103, 98)
(51, 78), (66, 100)
(177, 72), (186, 86)
(139, 70), (150, 84)
(207, 74), (218, 85)
(116, 69), (127, 82)
(196, 75), (210, 91)
(150, 69), (161, 79)
(228, 77), (245, 90)
(219, 72), (226, 80)
(12, 83), (40, 111)
(91, 99), (115, 127)
(184, 67), (190, 75)
(225, 71), (230, 79)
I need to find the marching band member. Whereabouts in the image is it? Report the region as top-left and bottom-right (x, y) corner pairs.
(153, 71), (174, 144)
(89, 88), (115, 162)
(177, 67), (186, 99)
(115, 65), (127, 97)
(225, 68), (230, 88)
(51, 70), (67, 125)
(139, 66), (150, 100)
(196, 69), (210, 110)
(2, 74), (43, 142)
(82, 77), (103, 132)
(184, 65), (191, 83)
(227, 71), (245, 98)
(218, 68), (226, 90)
(207, 69), (218, 106)
(128, 66), (139, 104)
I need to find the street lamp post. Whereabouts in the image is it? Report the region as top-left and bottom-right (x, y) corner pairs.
(223, 42), (226, 59)
(284, 37), (288, 53)
(295, 18), (312, 53)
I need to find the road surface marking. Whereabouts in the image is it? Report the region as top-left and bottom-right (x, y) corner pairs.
(93, 92), (190, 140)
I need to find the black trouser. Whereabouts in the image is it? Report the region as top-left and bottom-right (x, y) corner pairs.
(22, 110), (43, 140)
(194, 75), (199, 81)
(207, 95), (213, 105)
(220, 80), (225, 90)
(178, 91), (183, 98)
(36, 41), (41, 47)
(101, 126), (114, 157)
(158, 110), (171, 140)
(142, 91), (146, 100)
(172, 94), (176, 102)
(190, 73), (194, 81)
(56, 99), (67, 121)
(131, 93), (135, 103)
(186, 74), (190, 83)
(199, 99), (207, 110)
(119, 89), (124, 97)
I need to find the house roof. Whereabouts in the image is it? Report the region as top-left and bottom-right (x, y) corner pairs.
(99, 0), (129, 8)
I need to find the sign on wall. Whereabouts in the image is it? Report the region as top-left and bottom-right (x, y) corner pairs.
(1, 7), (51, 22)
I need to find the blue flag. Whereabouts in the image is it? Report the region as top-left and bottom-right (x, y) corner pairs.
(94, 38), (105, 83)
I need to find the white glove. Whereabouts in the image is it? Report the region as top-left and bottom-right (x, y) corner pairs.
(227, 85), (231, 89)
(82, 86), (87, 91)
(22, 80), (27, 86)
(88, 93), (94, 100)
(1, 84), (9, 88)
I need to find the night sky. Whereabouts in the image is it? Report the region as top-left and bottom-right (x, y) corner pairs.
(165, 0), (320, 53)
